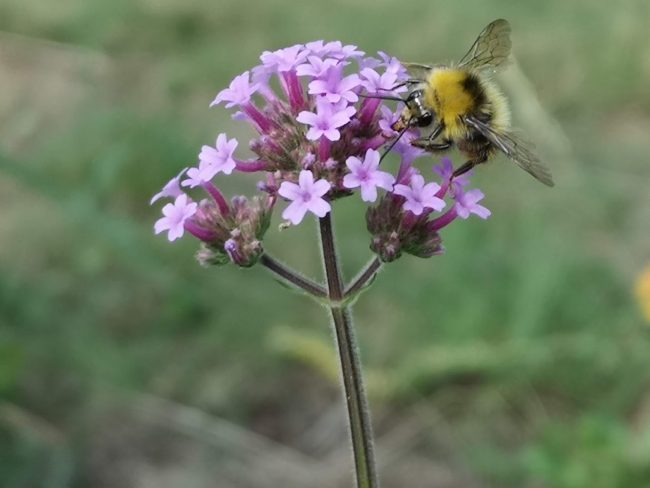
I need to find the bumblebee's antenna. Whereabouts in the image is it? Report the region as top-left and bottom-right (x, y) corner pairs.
(358, 93), (406, 103)
(379, 121), (413, 164)
(387, 79), (422, 91)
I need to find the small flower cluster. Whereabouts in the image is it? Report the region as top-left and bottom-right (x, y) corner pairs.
(151, 41), (490, 266)
(367, 157), (489, 262)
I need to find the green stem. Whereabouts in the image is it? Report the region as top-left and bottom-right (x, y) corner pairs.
(345, 257), (383, 299)
(318, 213), (378, 488)
(260, 254), (327, 299)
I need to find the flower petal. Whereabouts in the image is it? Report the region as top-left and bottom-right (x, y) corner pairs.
(282, 200), (308, 225)
(311, 179), (331, 196)
(307, 197), (331, 217)
(278, 181), (302, 200)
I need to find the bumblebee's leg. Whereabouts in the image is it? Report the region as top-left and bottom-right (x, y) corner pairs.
(453, 154), (488, 177)
(412, 138), (453, 153)
(412, 123), (444, 145)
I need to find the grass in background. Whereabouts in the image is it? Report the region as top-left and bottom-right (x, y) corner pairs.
(1, 0), (649, 486)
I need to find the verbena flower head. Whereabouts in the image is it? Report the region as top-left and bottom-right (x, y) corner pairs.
(152, 41), (491, 266)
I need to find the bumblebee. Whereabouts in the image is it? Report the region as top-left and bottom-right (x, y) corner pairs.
(393, 19), (554, 186)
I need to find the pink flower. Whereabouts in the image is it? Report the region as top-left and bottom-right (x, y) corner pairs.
(201, 134), (238, 174)
(183, 134), (238, 187)
(328, 42), (364, 60)
(377, 51), (408, 78)
(343, 149), (395, 202)
(303, 41), (363, 60)
(393, 174), (446, 216)
(296, 100), (356, 141)
(359, 67), (400, 94)
(278, 170), (331, 224)
(308, 64), (361, 103)
(260, 45), (308, 72)
(154, 194), (198, 242)
(434, 157), (472, 193)
(296, 56), (341, 78)
(211, 72), (258, 108)
(454, 188), (491, 220)
(304, 40), (334, 57)
(150, 168), (186, 204)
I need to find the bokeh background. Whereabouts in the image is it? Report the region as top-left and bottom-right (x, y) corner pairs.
(2, 0), (650, 486)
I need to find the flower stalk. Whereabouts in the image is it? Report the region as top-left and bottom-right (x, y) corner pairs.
(319, 213), (378, 488)
(259, 253), (327, 299)
(345, 256), (383, 299)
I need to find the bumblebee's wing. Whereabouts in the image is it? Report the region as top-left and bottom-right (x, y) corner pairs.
(457, 19), (512, 73)
(402, 62), (433, 81)
(465, 115), (554, 186)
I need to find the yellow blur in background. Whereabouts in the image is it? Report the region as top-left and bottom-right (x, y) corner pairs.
(637, 266), (650, 324)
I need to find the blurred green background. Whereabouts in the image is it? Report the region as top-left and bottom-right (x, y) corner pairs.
(1, 0), (650, 486)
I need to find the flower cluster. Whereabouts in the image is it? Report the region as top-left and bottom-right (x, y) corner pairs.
(151, 41), (491, 266)
(366, 158), (489, 262)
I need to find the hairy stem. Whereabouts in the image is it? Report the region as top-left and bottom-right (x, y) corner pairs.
(345, 257), (383, 299)
(319, 213), (378, 488)
(260, 254), (327, 299)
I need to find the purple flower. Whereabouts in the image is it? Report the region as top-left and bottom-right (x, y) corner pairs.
(260, 45), (308, 72)
(454, 188), (491, 219)
(308, 64), (361, 104)
(394, 131), (426, 182)
(150, 168), (186, 204)
(183, 160), (217, 188)
(343, 149), (396, 202)
(278, 170), (331, 224)
(250, 67), (279, 102)
(296, 56), (342, 78)
(378, 106), (400, 136)
(304, 40), (332, 57)
(377, 51), (408, 78)
(393, 174), (446, 215)
(396, 131), (426, 161)
(201, 134), (238, 174)
(154, 194), (198, 242)
(434, 157), (472, 190)
(360, 67), (400, 94)
(358, 56), (382, 71)
(327, 42), (364, 60)
(304, 41), (362, 59)
(211, 71), (258, 108)
(183, 134), (238, 187)
(296, 100), (356, 141)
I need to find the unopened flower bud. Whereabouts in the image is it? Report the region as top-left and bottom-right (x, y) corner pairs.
(196, 243), (230, 267)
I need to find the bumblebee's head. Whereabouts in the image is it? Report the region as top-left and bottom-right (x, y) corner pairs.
(405, 90), (434, 128)
(414, 111), (433, 128)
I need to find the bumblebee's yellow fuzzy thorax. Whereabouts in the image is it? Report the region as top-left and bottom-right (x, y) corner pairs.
(423, 67), (511, 139)
(425, 68), (475, 138)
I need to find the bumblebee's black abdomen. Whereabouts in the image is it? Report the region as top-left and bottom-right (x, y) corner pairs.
(461, 73), (487, 108)
(457, 130), (494, 160)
